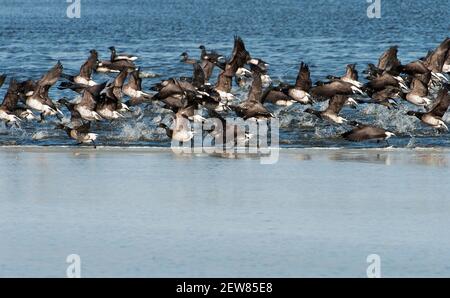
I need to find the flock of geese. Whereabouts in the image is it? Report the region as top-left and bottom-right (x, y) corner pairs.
(0, 36), (450, 148)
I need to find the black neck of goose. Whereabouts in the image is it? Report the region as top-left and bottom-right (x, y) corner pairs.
(63, 101), (75, 111)
(159, 124), (173, 138)
(166, 128), (173, 138)
(305, 108), (321, 118)
(110, 49), (116, 62)
(409, 111), (423, 119)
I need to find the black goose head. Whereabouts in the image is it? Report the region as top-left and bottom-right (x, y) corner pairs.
(55, 124), (71, 134)
(347, 120), (363, 127)
(57, 97), (70, 105)
(304, 108), (320, 117)
(406, 111), (421, 118)
(180, 52), (188, 61)
(158, 123), (173, 138)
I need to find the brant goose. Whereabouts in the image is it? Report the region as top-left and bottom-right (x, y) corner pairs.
(62, 50), (98, 86)
(198, 46), (225, 82)
(57, 98), (85, 127)
(201, 55), (221, 83)
(173, 105), (206, 123)
(25, 61), (64, 121)
(406, 87), (450, 131)
(364, 72), (409, 93)
(95, 93), (126, 120)
(56, 122), (98, 148)
(426, 38), (450, 73)
(205, 110), (252, 146)
(364, 47), (402, 79)
(342, 121), (396, 146)
(97, 52), (136, 73)
(401, 78), (431, 106)
(215, 71), (234, 101)
(310, 79), (364, 101)
(159, 112), (194, 142)
(358, 86), (400, 109)
(377, 46), (402, 74)
(212, 36), (251, 100)
(305, 94), (351, 124)
(230, 66), (274, 120)
(109, 46), (138, 62)
(197, 46), (225, 82)
(4, 79), (36, 121)
(246, 58), (272, 86)
(180, 52), (197, 64)
(327, 64), (363, 88)
(106, 68), (130, 101)
(262, 62), (313, 106)
(151, 78), (197, 107)
(224, 36), (251, 77)
(261, 85), (296, 106)
(123, 68), (154, 106)
(425, 38), (450, 82)
(400, 60), (432, 86)
(402, 60), (430, 77)
(0, 79), (23, 127)
(95, 74), (131, 120)
(287, 62), (313, 104)
(65, 82), (106, 122)
(199, 45), (224, 61)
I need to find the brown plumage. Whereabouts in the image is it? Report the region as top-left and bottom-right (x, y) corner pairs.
(365, 72), (406, 92)
(305, 94), (349, 124)
(223, 36), (251, 77)
(342, 122), (395, 144)
(406, 87), (450, 130)
(426, 37), (450, 72)
(0, 74), (6, 89)
(377, 46), (402, 74)
(310, 80), (362, 100)
(231, 67), (273, 120)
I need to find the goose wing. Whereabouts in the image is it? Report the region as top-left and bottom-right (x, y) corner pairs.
(247, 68), (263, 103)
(75, 121), (91, 134)
(193, 63), (206, 88)
(344, 64), (359, 81)
(343, 126), (386, 142)
(428, 88), (450, 118)
(215, 71), (232, 93)
(427, 37), (450, 72)
(261, 87), (292, 104)
(225, 36), (251, 76)
(378, 46), (401, 73)
(0, 74), (6, 89)
(37, 61), (63, 87)
(86, 81), (107, 97)
(325, 94), (348, 115)
(79, 59), (93, 80)
(403, 60), (429, 75)
(1, 79), (20, 111)
(295, 62), (312, 91)
(113, 69), (129, 88)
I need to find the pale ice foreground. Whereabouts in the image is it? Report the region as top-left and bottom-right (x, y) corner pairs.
(1, 147), (450, 277)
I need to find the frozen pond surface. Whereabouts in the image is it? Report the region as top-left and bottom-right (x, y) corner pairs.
(1, 147), (450, 277)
